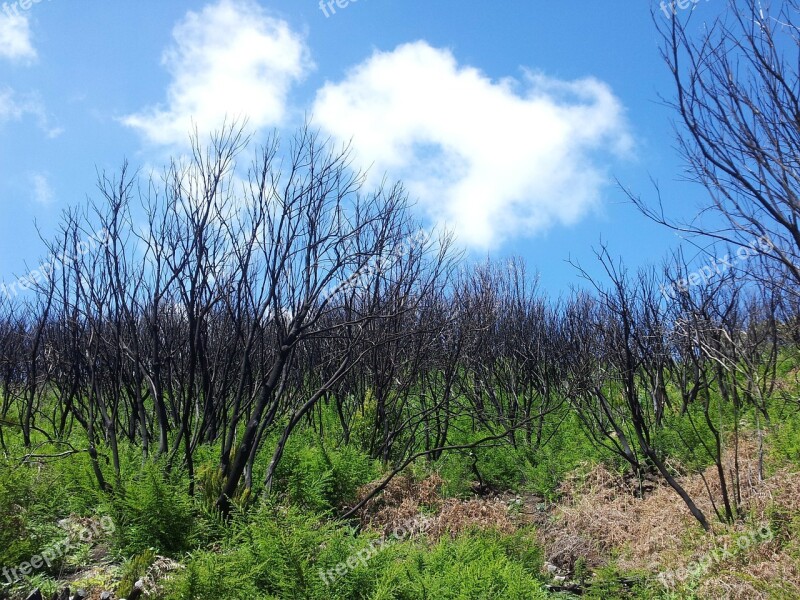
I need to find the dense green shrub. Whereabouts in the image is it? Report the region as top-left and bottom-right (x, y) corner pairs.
(162, 510), (548, 600)
(521, 414), (613, 500)
(650, 398), (733, 473)
(104, 460), (196, 556)
(372, 529), (547, 599)
(269, 433), (380, 512)
(161, 502), (372, 600)
(583, 564), (654, 599)
(0, 441), (70, 575)
(116, 549), (157, 598)
(769, 407), (800, 469)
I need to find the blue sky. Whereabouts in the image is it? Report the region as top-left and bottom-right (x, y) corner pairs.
(0, 0), (723, 295)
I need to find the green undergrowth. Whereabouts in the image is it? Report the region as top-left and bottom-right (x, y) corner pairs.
(2, 392), (800, 599)
(160, 508), (548, 600)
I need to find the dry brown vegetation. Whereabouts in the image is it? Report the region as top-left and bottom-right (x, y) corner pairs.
(540, 435), (800, 598)
(356, 473), (516, 541)
(354, 433), (800, 598)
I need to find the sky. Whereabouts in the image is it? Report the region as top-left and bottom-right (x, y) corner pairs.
(0, 0), (726, 296)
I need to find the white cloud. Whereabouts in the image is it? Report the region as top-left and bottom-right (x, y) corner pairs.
(0, 87), (24, 121)
(0, 11), (36, 63)
(29, 172), (54, 206)
(313, 42), (633, 248)
(0, 86), (62, 137)
(123, 0), (312, 146)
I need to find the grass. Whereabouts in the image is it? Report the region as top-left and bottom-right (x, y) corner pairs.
(1, 395), (800, 599)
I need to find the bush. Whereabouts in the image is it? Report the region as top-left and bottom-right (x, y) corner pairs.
(373, 529), (548, 599)
(162, 502), (367, 600)
(116, 549), (156, 598)
(769, 408), (800, 470)
(270, 434), (380, 512)
(161, 502), (548, 600)
(583, 564), (654, 599)
(105, 460), (196, 556)
(0, 443), (69, 575)
(651, 401), (728, 473)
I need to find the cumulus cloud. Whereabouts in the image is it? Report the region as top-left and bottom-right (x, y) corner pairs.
(122, 0), (312, 146)
(313, 42), (633, 248)
(0, 11), (36, 63)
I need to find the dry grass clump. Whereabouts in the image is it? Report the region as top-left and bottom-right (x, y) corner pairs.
(355, 473), (517, 542)
(748, 466), (800, 519)
(356, 473), (444, 534)
(541, 434), (800, 596)
(427, 498), (516, 540)
(358, 472), (444, 513)
(540, 463), (698, 572)
(676, 435), (763, 515)
(693, 465), (800, 599)
(688, 521), (800, 599)
(695, 552), (800, 599)
(657, 437), (800, 597)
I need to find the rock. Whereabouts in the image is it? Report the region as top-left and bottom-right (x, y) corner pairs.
(100, 593), (113, 600)
(50, 588), (69, 600)
(127, 579), (145, 600)
(25, 590), (43, 600)
(73, 590), (88, 600)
